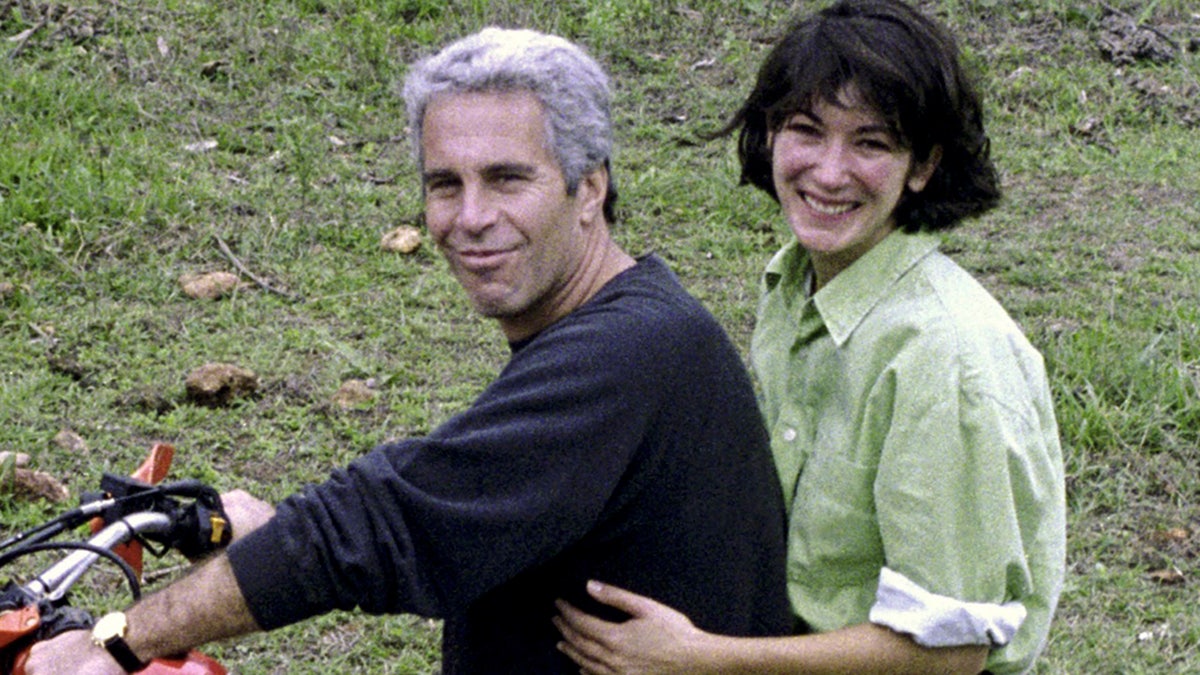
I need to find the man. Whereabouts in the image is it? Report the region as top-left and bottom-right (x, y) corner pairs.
(27, 27), (792, 674)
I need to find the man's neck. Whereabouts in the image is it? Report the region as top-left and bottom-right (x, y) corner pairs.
(499, 234), (635, 343)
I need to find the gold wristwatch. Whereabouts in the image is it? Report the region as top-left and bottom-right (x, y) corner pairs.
(91, 611), (148, 673)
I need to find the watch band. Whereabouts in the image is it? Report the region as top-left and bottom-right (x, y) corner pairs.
(101, 634), (148, 673)
(91, 612), (149, 673)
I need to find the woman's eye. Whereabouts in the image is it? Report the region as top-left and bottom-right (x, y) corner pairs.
(858, 137), (896, 152)
(786, 121), (818, 135)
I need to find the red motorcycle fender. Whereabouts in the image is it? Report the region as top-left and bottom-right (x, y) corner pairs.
(11, 649), (227, 675)
(0, 604), (40, 649)
(139, 651), (228, 675)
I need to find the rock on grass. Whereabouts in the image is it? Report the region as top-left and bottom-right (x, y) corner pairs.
(180, 271), (243, 300)
(185, 363), (259, 407)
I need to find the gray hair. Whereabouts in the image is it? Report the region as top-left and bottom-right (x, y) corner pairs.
(403, 27), (617, 218)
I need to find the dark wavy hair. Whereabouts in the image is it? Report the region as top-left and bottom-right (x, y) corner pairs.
(717, 0), (1000, 231)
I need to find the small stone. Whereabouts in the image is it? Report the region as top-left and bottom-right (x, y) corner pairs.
(185, 363), (259, 407)
(0, 452), (31, 468)
(381, 226), (422, 254)
(53, 430), (89, 452)
(1, 468), (70, 503)
(180, 271), (242, 300)
(332, 379), (376, 409)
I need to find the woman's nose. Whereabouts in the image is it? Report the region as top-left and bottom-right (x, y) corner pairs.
(809, 144), (852, 187)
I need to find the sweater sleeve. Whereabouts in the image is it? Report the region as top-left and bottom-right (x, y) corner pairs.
(227, 294), (680, 630)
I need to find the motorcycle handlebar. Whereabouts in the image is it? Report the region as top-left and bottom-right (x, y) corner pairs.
(0, 444), (231, 675)
(26, 513), (174, 602)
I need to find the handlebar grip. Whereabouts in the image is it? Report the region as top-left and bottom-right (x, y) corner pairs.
(172, 503), (233, 560)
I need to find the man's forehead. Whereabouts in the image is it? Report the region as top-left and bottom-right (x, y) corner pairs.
(420, 91), (554, 169)
(425, 90), (546, 134)
(415, 90), (559, 178)
(424, 89), (545, 125)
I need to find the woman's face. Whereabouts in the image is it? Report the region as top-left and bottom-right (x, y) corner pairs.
(770, 89), (939, 289)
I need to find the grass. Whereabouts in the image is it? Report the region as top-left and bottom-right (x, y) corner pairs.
(2, 0), (1199, 672)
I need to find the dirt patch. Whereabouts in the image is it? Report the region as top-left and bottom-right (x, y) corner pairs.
(1097, 9), (1180, 65)
(1, 1), (111, 57)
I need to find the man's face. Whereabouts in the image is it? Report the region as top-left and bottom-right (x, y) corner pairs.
(421, 91), (599, 341)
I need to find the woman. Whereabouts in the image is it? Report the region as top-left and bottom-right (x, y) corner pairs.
(553, 1), (1066, 673)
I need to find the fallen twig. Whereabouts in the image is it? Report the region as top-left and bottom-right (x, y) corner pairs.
(27, 322), (57, 345)
(6, 5), (50, 61)
(213, 234), (302, 302)
(143, 563), (189, 583)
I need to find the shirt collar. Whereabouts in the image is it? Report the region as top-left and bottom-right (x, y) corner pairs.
(763, 240), (808, 300)
(763, 232), (941, 346)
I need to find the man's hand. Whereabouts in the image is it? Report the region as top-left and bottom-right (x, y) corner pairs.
(28, 553), (261, 675)
(24, 628), (126, 675)
(220, 489), (276, 542)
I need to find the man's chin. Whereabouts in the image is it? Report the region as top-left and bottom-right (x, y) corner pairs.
(466, 293), (518, 319)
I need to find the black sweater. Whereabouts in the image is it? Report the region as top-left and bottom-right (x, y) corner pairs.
(227, 255), (792, 673)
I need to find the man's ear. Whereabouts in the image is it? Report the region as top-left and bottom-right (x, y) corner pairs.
(907, 145), (943, 194)
(577, 165), (609, 226)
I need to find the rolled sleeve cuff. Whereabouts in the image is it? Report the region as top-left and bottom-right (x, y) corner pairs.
(868, 567), (1026, 648)
(226, 518), (322, 631)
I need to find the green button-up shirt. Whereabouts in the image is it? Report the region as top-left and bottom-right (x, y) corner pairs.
(751, 231), (1066, 674)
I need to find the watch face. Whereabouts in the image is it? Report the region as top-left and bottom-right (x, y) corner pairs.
(90, 611), (146, 673)
(94, 612), (128, 641)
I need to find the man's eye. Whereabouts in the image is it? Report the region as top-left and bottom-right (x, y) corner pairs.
(491, 173), (530, 190)
(425, 182), (458, 198)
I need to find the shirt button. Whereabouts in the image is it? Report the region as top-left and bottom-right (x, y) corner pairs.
(783, 427), (798, 442)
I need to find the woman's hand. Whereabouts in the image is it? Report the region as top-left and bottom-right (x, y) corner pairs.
(553, 580), (712, 675)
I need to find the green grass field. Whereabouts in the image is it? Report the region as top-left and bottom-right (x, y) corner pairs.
(2, 0), (1199, 672)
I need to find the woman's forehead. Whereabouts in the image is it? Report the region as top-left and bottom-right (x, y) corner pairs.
(776, 83), (895, 123)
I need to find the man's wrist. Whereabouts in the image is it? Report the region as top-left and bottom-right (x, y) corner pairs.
(91, 611), (149, 673)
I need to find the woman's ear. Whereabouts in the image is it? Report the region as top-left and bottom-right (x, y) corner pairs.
(907, 145), (943, 193)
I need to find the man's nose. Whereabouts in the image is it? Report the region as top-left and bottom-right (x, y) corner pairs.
(454, 184), (496, 233)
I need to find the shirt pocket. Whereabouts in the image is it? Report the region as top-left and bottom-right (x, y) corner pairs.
(790, 453), (883, 588)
